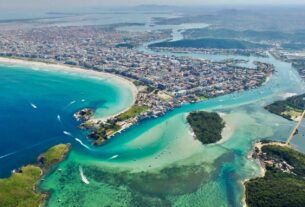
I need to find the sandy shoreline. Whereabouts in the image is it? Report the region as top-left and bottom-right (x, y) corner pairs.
(0, 57), (138, 122)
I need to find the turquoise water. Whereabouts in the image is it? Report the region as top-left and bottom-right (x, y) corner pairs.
(37, 51), (305, 207)
(0, 64), (134, 177)
(1, 26), (305, 206)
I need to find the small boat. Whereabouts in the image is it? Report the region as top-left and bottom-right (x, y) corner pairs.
(63, 131), (72, 136)
(30, 103), (37, 109)
(109, 155), (119, 160)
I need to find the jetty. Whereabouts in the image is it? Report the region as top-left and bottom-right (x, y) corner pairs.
(286, 109), (305, 145)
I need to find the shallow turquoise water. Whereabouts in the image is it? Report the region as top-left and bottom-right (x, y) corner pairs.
(38, 52), (305, 207)
(1, 35), (305, 207)
(0, 64), (134, 177)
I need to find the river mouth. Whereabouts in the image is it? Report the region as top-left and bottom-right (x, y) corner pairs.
(2, 20), (305, 207)
(33, 32), (305, 206)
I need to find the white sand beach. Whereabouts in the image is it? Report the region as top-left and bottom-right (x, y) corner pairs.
(0, 57), (138, 122)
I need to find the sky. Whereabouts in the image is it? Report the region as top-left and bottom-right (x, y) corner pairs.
(1, 0), (305, 10)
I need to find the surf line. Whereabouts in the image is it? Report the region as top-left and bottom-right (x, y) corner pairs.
(79, 166), (90, 184)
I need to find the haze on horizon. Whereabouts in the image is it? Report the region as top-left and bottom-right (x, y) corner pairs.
(1, 0), (305, 10)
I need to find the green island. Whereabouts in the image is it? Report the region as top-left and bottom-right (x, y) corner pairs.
(149, 38), (269, 49)
(0, 144), (70, 207)
(245, 142), (305, 207)
(265, 93), (305, 121)
(187, 111), (225, 144)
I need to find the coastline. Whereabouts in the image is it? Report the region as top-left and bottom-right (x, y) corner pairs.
(217, 112), (234, 144)
(0, 144), (70, 207)
(241, 141), (289, 207)
(0, 56), (138, 123)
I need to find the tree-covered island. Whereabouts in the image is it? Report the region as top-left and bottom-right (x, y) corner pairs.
(187, 111), (225, 144)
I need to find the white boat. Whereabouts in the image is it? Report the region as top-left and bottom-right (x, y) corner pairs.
(30, 103), (37, 109)
(63, 131), (72, 136)
(109, 155), (119, 160)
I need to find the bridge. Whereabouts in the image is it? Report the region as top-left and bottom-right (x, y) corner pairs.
(286, 109), (305, 145)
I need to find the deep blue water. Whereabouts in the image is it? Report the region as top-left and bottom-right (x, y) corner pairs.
(0, 64), (132, 177)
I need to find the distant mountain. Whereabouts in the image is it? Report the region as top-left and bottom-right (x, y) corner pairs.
(133, 4), (182, 12)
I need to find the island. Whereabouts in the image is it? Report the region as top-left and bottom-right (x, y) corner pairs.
(187, 111), (225, 144)
(149, 38), (270, 50)
(265, 93), (305, 121)
(245, 141), (305, 207)
(0, 144), (70, 207)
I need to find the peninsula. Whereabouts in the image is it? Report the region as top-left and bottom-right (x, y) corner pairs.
(0, 144), (70, 207)
(0, 24), (273, 145)
(245, 141), (305, 207)
(265, 93), (305, 121)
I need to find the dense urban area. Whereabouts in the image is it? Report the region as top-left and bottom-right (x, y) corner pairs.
(0, 25), (274, 144)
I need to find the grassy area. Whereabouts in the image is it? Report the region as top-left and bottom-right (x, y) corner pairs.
(187, 111), (225, 144)
(0, 165), (44, 207)
(38, 144), (70, 170)
(0, 144), (70, 207)
(117, 105), (149, 121)
(198, 95), (208, 101)
(245, 145), (305, 207)
(265, 93), (305, 120)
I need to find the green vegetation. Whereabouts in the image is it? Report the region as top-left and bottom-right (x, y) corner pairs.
(0, 144), (70, 207)
(89, 119), (121, 145)
(245, 145), (305, 207)
(187, 111), (225, 144)
(115, 43), (134, 49)
(265, 93), (305, 120)
(0, 165), (44, 207)
(117, 105), (149, 121)
(88, 105), (149, 145)
(149, 38), (269, 49)
(37, 144), (70, 170)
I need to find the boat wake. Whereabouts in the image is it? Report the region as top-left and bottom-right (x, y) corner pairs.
(63, 100), (76, 110)
(79, 166), (90, 184)
(75, 138), (90, 150)
(0, 151), (17, 159)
